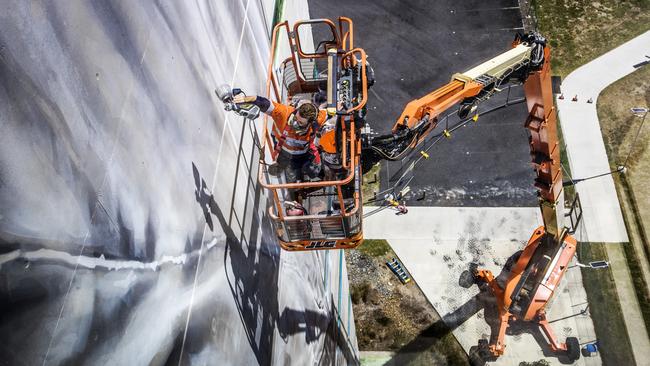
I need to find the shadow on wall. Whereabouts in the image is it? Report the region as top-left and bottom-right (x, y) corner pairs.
(278, 307), (331, 344)
(191, 162), (279, 366)
(191, 162), (358, 365)
(278, 302), (358, 365)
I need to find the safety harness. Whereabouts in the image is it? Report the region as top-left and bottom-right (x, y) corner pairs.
(273, 119), (322, 165)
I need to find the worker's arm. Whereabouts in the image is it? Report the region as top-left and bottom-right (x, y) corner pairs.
(233, 94), (275, 115)
(231, 93), (293, 136)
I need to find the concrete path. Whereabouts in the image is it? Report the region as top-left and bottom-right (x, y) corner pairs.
(364, 207), (601, 365)
(557, 30), (650, 243)
(559, 30), (650, 363)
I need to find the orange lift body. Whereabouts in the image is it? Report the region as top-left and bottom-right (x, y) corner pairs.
(469, 42), (581, 361)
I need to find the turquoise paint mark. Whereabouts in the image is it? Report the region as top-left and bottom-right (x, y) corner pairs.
(337, 250), (343, 326)
(348, 293), (352, 331)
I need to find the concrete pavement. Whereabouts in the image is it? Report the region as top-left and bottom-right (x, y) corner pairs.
(557, 30), (650, 243)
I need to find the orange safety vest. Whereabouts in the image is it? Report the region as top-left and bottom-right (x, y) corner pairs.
(316, 117), (337, 154)
(270, 102), (327, 156)
(316, 118), (343, 169)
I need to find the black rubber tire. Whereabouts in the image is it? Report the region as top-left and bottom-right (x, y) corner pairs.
(458, 103), (473, 119)
(566, 337), (581, 361)
(469, 262), (479, 275)
(459, 269), (475, 288)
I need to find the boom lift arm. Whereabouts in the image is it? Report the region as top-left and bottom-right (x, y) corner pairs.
(363, 33), (547, 165)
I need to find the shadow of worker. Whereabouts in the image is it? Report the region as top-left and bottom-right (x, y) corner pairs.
(192, 162), (280, 366)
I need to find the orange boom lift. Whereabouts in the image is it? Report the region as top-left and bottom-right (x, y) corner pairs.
(220, 19), (581, 360)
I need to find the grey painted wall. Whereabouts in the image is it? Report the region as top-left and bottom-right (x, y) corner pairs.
(0, 1), (357, 364)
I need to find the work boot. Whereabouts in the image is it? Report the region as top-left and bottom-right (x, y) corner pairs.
(267, 163), (282, 176)
(285, 201), (307, 216)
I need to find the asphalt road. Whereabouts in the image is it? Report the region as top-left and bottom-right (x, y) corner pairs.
(309, 0), (537, 207)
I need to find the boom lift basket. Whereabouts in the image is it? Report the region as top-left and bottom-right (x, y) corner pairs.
(260, 18), (369, 251)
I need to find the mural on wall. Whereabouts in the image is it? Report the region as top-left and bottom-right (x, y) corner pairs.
(0, 1), (356, 365)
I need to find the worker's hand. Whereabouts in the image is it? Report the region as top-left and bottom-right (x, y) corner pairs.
(233, 94), (255, 104)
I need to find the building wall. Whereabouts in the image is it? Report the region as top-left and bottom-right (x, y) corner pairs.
(0, 0), (356, 364)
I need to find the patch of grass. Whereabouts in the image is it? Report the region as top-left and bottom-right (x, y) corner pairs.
(347, 246), (469, 365)
(598, 65), (650, 238)
(578, 242), (636, 365)
(532, 0), (650, 77)
(358, 239), (391, 257)
(361, 163), (381, 206)
(613, 173), (650, 338)
(598, 64), (650, 338)
(555, 112), (575, 200)
(432, 329), (470, 366)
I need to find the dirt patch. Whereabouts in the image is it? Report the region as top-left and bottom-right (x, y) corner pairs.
(347, 244), (469, 365)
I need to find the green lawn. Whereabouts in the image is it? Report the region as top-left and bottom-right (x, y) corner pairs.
(532, 0), (650, 77)
(578, 242), (635, 365)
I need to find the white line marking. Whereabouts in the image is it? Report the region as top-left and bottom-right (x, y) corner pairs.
(1, 239), (218, 271)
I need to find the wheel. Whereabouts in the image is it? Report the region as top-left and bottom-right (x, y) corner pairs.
(469, 262), (479, 274)
(477, 339), (493, 359)
(458, 101), (476, 119)
(565, 337), (581, 361)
